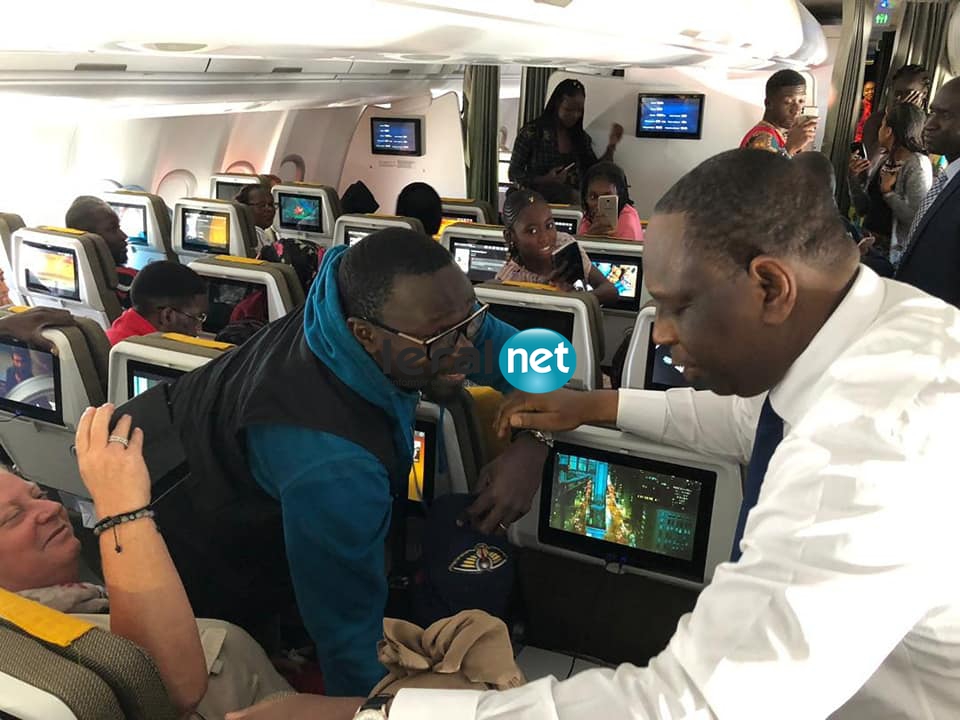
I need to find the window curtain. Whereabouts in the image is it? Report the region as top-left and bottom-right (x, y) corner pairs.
(823, 0), (873, 211)
(463, 65), (500, 208)
(890, 0), (957, 96)
(519, 67), (553, 128)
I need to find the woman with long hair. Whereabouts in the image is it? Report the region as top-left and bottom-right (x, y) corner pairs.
(508, 78), (624, 192)
(578, 161), (643, 241)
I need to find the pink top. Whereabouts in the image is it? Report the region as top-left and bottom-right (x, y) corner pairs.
(578, 203), (644, 242)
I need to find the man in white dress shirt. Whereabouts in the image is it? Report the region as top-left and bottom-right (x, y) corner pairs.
(227, 150), (960, 720)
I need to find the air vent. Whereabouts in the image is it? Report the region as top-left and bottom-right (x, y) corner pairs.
(74, 63), (127, 72)
(389, 68), (412, 75)
(272, 66), (303, 73)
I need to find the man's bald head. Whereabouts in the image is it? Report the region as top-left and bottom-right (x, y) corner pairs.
(65, 196), (128, 266)
(925, 77), (960, 161)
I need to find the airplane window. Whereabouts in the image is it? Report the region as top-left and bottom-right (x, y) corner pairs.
(279, 154), (306, 183)
(155, 169), (198, 210)
(225, 160), (257, 175)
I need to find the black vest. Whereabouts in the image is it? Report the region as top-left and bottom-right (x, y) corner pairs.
(159, 306), (404, 634)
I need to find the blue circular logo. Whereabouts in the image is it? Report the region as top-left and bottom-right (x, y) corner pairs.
(499, 329), (576, 394)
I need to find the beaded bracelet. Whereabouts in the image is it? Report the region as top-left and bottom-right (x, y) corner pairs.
(93, 506), (155, 553)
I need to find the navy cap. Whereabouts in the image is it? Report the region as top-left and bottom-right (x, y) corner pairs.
(412, 494), (515, 628)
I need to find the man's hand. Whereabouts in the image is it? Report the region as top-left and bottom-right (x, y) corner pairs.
(466, 434), (548, 535)
(225, 694), (363, 720)
(786, 117), (817, 154)
(0, 307), (75, 352)
(494, 389), (619, 439)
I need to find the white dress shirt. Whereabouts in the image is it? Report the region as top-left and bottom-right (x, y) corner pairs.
(391, 267), (960, 719)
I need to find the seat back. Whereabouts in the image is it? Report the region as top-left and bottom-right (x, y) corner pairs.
(332, 214), (425, 246)
(439, 223), (509, 285)
(12, 227), (122, 329)
(209, 173), (268, 201)
(415, 390), (486, 501)
(271, 182), (341, 245)
(0, 310), (110, 499)
(576, 236), (647, 366)
(102, 190), (176, 270)
(621, 305), (700, 392)
(107, 332), (232, 405)
(0, 213), (25, 305)
(476, 282), (603, 390)
(548, 204), (583, 236)
(440, 198), (497, 225)
(0, 589), (178, 720)
(188, 255), (304, 336)
(172, 198), (259, 263)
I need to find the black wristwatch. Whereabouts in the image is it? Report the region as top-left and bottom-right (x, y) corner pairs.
(354, 694), (392, 719)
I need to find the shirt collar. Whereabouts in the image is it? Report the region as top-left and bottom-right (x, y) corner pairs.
(768, 265), (884, 427)
(944, 158), (960, 183)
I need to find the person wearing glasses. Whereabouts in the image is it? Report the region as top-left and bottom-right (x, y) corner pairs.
(161, 228), (544, 698)
(236, 183), (279, 250)
(105, 260), (209, 345)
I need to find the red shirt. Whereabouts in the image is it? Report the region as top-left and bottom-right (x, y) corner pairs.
(106, 308), (157, 346)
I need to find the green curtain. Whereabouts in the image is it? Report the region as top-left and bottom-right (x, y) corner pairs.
(463, 65), (500, 208)
(519, 67), (553, 128)
(823, 0), (873, 211)
(890, 0), (957, 96)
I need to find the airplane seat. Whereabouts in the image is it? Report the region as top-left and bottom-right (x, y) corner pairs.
(465, 385), (511, 461)
(439, 223), (509, 285)
(621, 306), (671, 391)
(0, 212), (24, 259)
(332, 213), (425, 247)
(476, 282), (603, 390)
(11, 227), (122, 330)
(548, 205), (584, 236)
(440, 198), (497, 226)
(271, 183), (341, 246)
(102, 191), (177, 270)
(0, 589), (179, 720)
(171, 198), (261, 264)
(0, 213), (25, 305)
(187, 256), (304, 337)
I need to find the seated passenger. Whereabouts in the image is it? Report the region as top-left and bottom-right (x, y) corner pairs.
(106, 261), (208, 345)
(0, 405), (291, 717)
(235, 184), (278, 251)
(215, 319), (266, 346)
(165, 230), (550, 697)
(65, 196), (138, 308)
(396, 182), (442, 237)
(495, 190), (618, 306)
(340, 180), (379, 215)
(578, 161), (644, 241)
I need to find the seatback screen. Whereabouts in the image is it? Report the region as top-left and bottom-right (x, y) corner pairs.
(182, 209), (230, 254)
(0, 338), (62, 425)
(591, 253), (642, 312)
(408, 420), (437, 506)
(540, 441), (716, 581)
(215, 181), (249, 200)
(109, 203), (148, 247)
(278, 193), (322, 234)
(443, 210), (480, 223)
(644, 325), (701, 391)
(553, 216), (578, 235)
(487, 303), (574, 342)
(345, 226), (371, 246)
(127, 360), (185, 400)
(450, 238), (509, 284)
(204, 277), (268, 334)
(371, 117), (423, 156)
(22, 241), (80, 302)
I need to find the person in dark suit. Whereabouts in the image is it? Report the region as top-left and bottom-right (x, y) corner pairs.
(895, 78), (960, 307)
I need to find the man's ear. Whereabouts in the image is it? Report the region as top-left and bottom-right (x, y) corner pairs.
(155, 307), (176, 332)
(346, 317), (380, 354)
(749, 256), (797, 326)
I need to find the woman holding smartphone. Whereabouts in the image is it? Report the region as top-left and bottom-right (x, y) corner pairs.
(495, 190), (619, 307)
(509, 78), (624, 192)
(577, 161), (644, 241)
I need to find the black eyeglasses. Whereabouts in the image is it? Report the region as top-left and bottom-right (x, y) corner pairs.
(161, 307), (207, 325)
(364, 304), (488, 359)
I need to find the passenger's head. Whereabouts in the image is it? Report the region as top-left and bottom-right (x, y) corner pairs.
(235, 184), (276, 230)
(793, 151), (837, 197)
(65, 196), (128, 266)
(341, 180), (380, 215)
(130, 261), (208, 336)
(862, 80), (876, 102)
(0, 472), (80, 592)
(763, 69), (807, 129)
(396, 182), (443, 237)
(214, 319), (265, 346)
(542, 78), (587, 132)
(644, 149), (858, 398)
(502, 190), (557, 267)
(339, 228), (478, 399)
(924, 77), (960, 161)
(889, 64), (931, 108)
(879, 102), (927, 154)
(9, 348), (31, 376)
(581, 161), (632, 216)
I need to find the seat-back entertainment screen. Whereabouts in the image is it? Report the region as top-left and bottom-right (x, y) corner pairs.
(182, 209), (230, 254)
(110, 203), (148, 247)
(591, 253), (642, 313)
(278, 193), (323, 234)
(0, 337), (62, 425)
(22, 241), (80, 302)
(450, 237), (509, 284)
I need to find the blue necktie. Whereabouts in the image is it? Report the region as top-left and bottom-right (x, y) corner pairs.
(731, 397), (783, 561)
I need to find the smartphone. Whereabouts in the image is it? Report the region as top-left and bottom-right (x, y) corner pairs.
(596, 194), (619, 231)
(552, 240), (585, 285)
(804, 106), (820, 120)
(561, 162), (576, 173)
(850, 142), (868, 160)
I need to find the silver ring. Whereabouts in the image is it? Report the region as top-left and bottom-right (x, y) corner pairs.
(497, 522), (509, 532)
(107, 435), (129, 448)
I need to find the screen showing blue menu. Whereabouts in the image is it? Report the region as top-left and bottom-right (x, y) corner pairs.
(636, 94), (705, 140)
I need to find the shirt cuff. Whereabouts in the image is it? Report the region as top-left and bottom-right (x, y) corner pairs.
(616, 388), (668, 441)
(390, 688), (482, 720)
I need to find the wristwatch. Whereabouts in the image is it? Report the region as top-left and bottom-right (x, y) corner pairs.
(514, 428), (554, 447)
(354, 694), (392, 720)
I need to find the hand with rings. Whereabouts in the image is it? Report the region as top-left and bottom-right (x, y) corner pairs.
(76, 404), (152, 519)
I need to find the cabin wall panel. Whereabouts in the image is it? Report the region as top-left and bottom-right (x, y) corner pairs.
(338, 92), (467, 212)
(274, 107), (365, 187)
